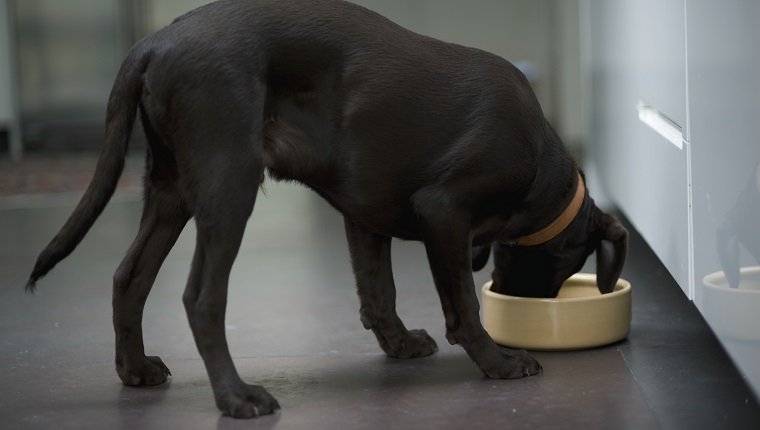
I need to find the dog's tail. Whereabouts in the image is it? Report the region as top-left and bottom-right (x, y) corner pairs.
(26, 46), (151, 292)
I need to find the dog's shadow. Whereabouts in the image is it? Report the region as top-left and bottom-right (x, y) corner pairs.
(249, 351), (483, 407)
(119, 352), (477, 427)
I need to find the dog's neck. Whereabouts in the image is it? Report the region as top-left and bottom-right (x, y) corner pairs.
(499, 129), (581, 245)
(513, 172), (584, 246)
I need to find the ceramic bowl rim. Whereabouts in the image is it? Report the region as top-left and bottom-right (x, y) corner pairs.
(702, 266), (760, 296)
(482, 273), (631, 304)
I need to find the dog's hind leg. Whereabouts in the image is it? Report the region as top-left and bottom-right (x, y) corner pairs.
(344, 218), (438, 358)
(180, 149), (279, 418)
(113, 181), (190, 386)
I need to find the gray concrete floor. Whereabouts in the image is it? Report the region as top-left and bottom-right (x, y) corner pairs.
(1, 179), (759, 429)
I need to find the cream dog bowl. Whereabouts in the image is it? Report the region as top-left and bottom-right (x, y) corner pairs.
(482, 273), (632, 351)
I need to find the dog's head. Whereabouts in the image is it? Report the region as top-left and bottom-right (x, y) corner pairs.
(473, 197), (628, 298)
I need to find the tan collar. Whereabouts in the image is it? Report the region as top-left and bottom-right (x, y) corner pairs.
(513, 172), (586, 247)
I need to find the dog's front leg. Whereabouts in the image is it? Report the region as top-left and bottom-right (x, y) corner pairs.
(414, 191), (542, 378)
(344, 218), (438, 358)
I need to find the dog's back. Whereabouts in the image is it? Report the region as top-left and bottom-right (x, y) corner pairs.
(141, 0), (546, 239)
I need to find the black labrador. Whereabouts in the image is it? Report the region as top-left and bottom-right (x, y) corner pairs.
(27, 0), (628, 418)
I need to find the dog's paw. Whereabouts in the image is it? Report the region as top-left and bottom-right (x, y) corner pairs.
(216, 383), (280, 419)
(481, 348), (542, 379)
(384, 329), (439, 359)
(117, 355), (171, 386)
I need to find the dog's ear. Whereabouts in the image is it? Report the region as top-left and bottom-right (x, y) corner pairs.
(472, 243), (492, 272)
(596, 214), (628, 294)
(716, 224), (740, 288)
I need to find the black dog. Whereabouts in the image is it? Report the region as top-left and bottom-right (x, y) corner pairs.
(27, 0), (627, 418)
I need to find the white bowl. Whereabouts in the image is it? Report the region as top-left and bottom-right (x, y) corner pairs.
(702, 266), (760, 341)
(482, 273), (632, 351)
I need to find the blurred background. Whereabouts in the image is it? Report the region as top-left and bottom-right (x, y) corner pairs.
(1, 0), (758, 414)
(0, 0), (585, 155)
